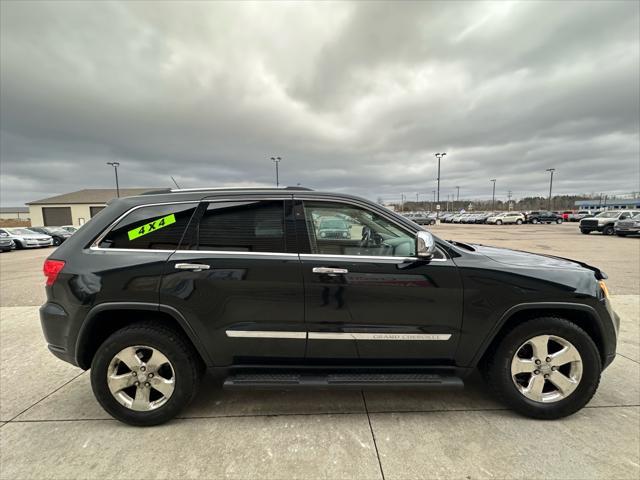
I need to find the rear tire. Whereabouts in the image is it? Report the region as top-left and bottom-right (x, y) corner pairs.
(52, 237), (61, 246)
(516, 219), (523, 225)
(531, 219), (538, 224)
(496, 220), (503, 225)
(556, 219), (563, 224)
(90, 322), (203, 426)
(616, 232), (627, 237)
(484, 317), (601, 419)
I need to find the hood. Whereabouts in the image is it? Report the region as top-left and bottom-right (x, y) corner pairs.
(471, 244), (607, 279)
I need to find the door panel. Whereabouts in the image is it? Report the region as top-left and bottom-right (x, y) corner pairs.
(298, 200), (463, 363)
(159, 199), (305, 366)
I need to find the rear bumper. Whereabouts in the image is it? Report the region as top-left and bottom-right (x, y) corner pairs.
(39, 302), (79, 366)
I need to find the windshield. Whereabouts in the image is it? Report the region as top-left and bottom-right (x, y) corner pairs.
(8, 228), (41, 235)
(319, 219), (348, 230)
(596, 212), (620, 218)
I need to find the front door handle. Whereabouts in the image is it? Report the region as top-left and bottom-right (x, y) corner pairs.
(312, 267), (349, 276)
(175, 263), (210, 272)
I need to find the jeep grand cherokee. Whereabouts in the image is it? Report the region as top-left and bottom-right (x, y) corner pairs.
(40, 187), (619, 426)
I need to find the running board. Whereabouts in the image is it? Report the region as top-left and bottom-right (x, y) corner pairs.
(223, 372), (464, 390)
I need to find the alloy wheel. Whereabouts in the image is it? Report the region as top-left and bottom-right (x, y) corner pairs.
(511, 335), (582, 403)
(107, 345), (175, 411)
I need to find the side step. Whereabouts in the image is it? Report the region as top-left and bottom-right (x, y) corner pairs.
(224, 372), (464, 390)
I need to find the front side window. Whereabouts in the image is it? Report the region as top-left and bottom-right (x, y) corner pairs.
(99, 203), (198, 250)
(303, 201), (415, 257)
(194, 200), (285, 252)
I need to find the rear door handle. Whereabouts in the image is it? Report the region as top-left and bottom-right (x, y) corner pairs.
(312, 267), (349, 276)
(175, 263), (210, 272)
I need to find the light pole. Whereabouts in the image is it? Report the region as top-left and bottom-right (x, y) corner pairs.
(490, 179), (497, 211)
(270, 157), (281, 187)
(106, 162), (120, 197)
(546, 168), (555, 211)
(508, 190), (513, 211)
(434, 153), (446, 218)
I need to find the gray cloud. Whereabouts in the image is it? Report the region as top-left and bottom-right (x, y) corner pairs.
(1, 0), (638, 206)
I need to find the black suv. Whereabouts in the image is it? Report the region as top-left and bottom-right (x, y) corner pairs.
(40, 188), (619, 426)
(526, 211), (563, 224)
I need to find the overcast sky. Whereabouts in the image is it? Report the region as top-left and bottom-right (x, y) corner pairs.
(1, 1), (639, 206)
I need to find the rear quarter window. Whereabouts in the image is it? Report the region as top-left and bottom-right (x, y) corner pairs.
(98, 203), (198, 250)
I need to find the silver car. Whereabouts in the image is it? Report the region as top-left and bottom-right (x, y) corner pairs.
(0, 231), (15, 252)
(0, 228), (53, 249)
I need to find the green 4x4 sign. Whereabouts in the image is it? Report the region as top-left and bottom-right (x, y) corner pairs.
(128, 214), (176, 241)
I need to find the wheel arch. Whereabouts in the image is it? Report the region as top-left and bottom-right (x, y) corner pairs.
(75, 302), (211, 369)
(475, 303), (607, 369)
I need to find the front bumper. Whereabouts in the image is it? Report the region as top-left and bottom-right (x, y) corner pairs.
(615, 227), (640, 234)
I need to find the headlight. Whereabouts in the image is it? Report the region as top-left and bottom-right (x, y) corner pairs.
(342, 232), (348, 238)
(320, 232), (326, 238)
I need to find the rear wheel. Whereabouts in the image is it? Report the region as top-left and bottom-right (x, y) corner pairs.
(516, 219), (523, 225)
(580, 229), (590, 234)
(496, 220), (503, 225)
(531, 219), (538, 224)
(616, 232), (627, 237)
(602, 225), (615, 236)
(484, 317), (600, 419)
(556, 219), (563, 224)
(90, 322), (203, 426)
(52, 237), (62, 246)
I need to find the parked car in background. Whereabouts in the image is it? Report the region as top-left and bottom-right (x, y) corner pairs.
(561, 211), (574, 221)
(568, 210), (594, 222)
(0, 232), (15, 252)
(475, 212), (495, 224)
(0, 228), (53, 248)
(28, 227), (73, 246)
(527, 211), (563, 224)
(580, 210), (640, 235)
(317, 217), (351, 239)
(487, 212), (525, 225)
(615, 213), (640, 237)
(403, 212), (436, 226)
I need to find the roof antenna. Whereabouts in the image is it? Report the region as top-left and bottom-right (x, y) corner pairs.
(170, 176), (181, 189)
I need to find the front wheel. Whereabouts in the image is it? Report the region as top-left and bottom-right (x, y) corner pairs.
(52, 237), (61, 246)
(556, 219), (563, 224)
(580, 229), (590, 235)
(516, 219), (523, 225)
(484, 317), (601, 419)
(90, 322), (203, 426)
(496, 220), (503, 225)
(531, 219), (538, 224)
(602, 225), (615, 236)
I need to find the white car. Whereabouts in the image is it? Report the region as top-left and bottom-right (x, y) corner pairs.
(0, 228), (53, 249)
(486, 212), (525, 225)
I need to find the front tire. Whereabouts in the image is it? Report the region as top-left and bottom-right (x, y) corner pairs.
(602, 225), (615, 236)
(496, 220), (503, 225)
(90, 322), (203, 426)
(52, 237), (62, 246)
(516, 219), (523, 225)
(580, 229), (590, 234)
(556, 219), (563, 224)
(484, 317), (601, 419)
(531, 219), (538, 224)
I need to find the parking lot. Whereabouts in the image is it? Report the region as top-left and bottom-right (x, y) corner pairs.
(0, 223), (638, 479)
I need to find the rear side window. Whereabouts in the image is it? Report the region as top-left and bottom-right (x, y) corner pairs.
(193, 200), (285, 252)
(99, 203), (198, 250)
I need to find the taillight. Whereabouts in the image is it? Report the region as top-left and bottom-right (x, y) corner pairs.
(43, 259), (65, 286)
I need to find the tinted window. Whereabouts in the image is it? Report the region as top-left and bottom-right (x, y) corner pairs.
(195, 200), (285, 252)
(99, 203), (197, 250)
(303, 201), (416, 257)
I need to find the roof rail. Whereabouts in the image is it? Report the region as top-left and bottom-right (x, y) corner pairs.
(168, 186), (314, 193)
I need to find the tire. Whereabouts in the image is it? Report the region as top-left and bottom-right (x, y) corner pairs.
(516, 219), (523, 225)
(52, 237), (61, 246)
(602, 225), (615, 236)
(556, 219), (563, 224)
(531, 219), (538, 224)
(90, 322), (203, 426)
(580, 229), (590, 235)
(496, 220), (503, 225)
(484, 317), (601, 419)
(13, 240), (23, 250)
(616, 232), (627, 237)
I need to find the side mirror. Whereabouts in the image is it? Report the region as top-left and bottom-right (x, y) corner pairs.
(416, 231), (436, 259)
